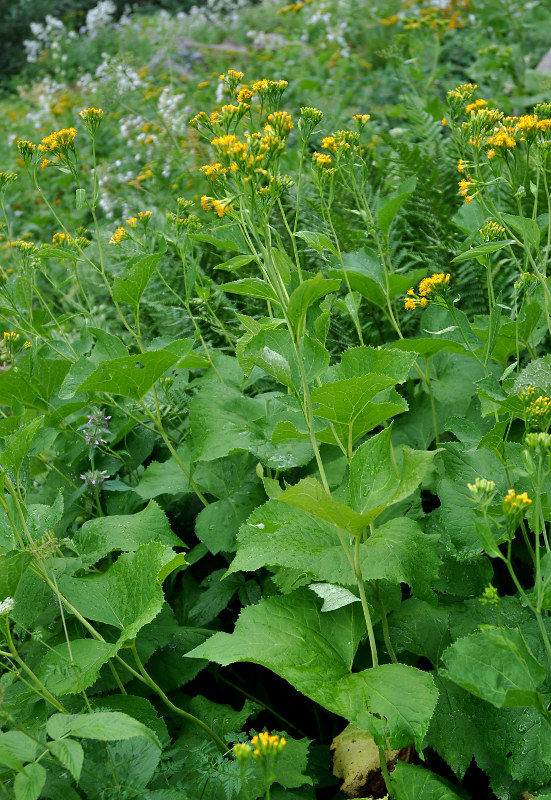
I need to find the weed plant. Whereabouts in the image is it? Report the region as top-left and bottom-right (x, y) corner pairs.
(2, 1), (551, 798)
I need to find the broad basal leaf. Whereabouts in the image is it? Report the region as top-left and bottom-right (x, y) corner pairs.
(442, 626), (547, 710)
(186, 590), (437, 750)
(229, 502), (439, 600)
(76, 341), (192, 400)
(58, 542), (182, 644)
(72, 500), (180, 567)
(349, 425), (436, 517)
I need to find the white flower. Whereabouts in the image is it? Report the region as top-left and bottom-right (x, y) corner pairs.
(0, 597), (15, 615)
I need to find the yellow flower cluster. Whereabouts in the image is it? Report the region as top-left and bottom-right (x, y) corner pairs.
(479, 220), (506, 241)
(278, 2), (307, 14)
(237, 87), (254, 103)
(265, 111), (293, 138)
(458, 176), (477, 203)
(233, 732), (287, 762)
(109, 227), (127, 245)
(447, 82), (478, 102)
(201, 195), (232, 217)
(465, 98), (487, 114)
(52, 232), (71, 246)
(3, 331), (19, 341)
(38, 127), (76, 153)
(313, 151), (332, 167)
(521, 387), (551, 430)
(485, 126), (516, 158)
(251, 732), (286, 756)
(353, 113), (371, 131)
(405, 273), (450, 310)
(503, 489), (532, 511)
(79, 107), (104, 131)
(200, 163), (228, 181)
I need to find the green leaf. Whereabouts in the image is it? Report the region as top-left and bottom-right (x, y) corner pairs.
(452, 240), (516, 262)
(49, 739), (84, 782)
(14, 764), (46, 800)
(377, 178), (416, 237)
(0, 551), (31, 599)
(194, 453), (265, 554)
(191, 223), (247, 252)
(190, 384), (313, 469)
(501, 212), (541, 247)
(514, 353), (551, 395)
(243, 329), (329, 389)
(222, 277), (279, 303)
(383, 338), (465, 358)
(391, 761), (466, 799)
(215, 254), (255, 271)
(287, 273), (341, 330)
(112, 251), (164, 307)
(442, 626), (547, 709)
(0, 416), (43, 474)
(278, 477), (379, 535)
(75, 187), (86, 209)
(72, 500), (181, 567)
(310, 583), (360, 612)
(355, 663), (439, 750)
(0, 733), (38, 767)
(328, 345), (417, 383)
(388, 598), (450, 667)
(47, 711), (160, 747)
(77, 341), (192, 400)
(134, 445), (192, 499)
(187, 592), (437, 750)
(229, 503), (439, 600)
(36, 245), (80, 261)
(295, 230), (338, 255)
(312, 375), (407, 447)
(58, 542), (179, 643)
(38, 639), (118, 695)
(349, 426), (436, 516)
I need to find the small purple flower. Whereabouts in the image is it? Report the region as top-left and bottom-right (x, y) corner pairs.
(80, 469), (109, 487)
(86, 409), (111, 428)
(79, 407), (112, 449)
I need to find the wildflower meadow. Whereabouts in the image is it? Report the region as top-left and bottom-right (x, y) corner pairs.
(3, 0), (551, 797)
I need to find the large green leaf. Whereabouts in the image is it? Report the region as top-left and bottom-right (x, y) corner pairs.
(287, 273), (341, 330)
(38, 639), (118, 695)
(58, 542), (181, 643)
(190, 384), (313, 469)
(47, 711), (160, 747)
(442, 626), (547, 709)
(243, 329), (329, 389)
(134, 448), (192, 499)
(49, 739), (84, 782)
(222, 277), (279, 303)
(388, 598), (451, 667)
(377, 178), (416, 237)
(72, 500), (181, 567)
(349, 426), (436, 515)
(14, 764), (46, 800)
(312, 375), (406, 448)
(194, 454), (266, 554)
(76, 341), (192, 400)
(186, 590), (437, 749)
(0, 416), (43, 474)
(229, 502), (439, 599)
(112, 251), (164, 307)
(391, 761), (466, 799)
(277, 477), (379, 535)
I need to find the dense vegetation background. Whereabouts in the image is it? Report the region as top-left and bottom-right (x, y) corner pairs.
(2, 1), (551, 799)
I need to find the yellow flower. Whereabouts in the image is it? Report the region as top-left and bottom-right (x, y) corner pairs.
(108, 226), (127, 245)
(38, 127), (76, 154)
